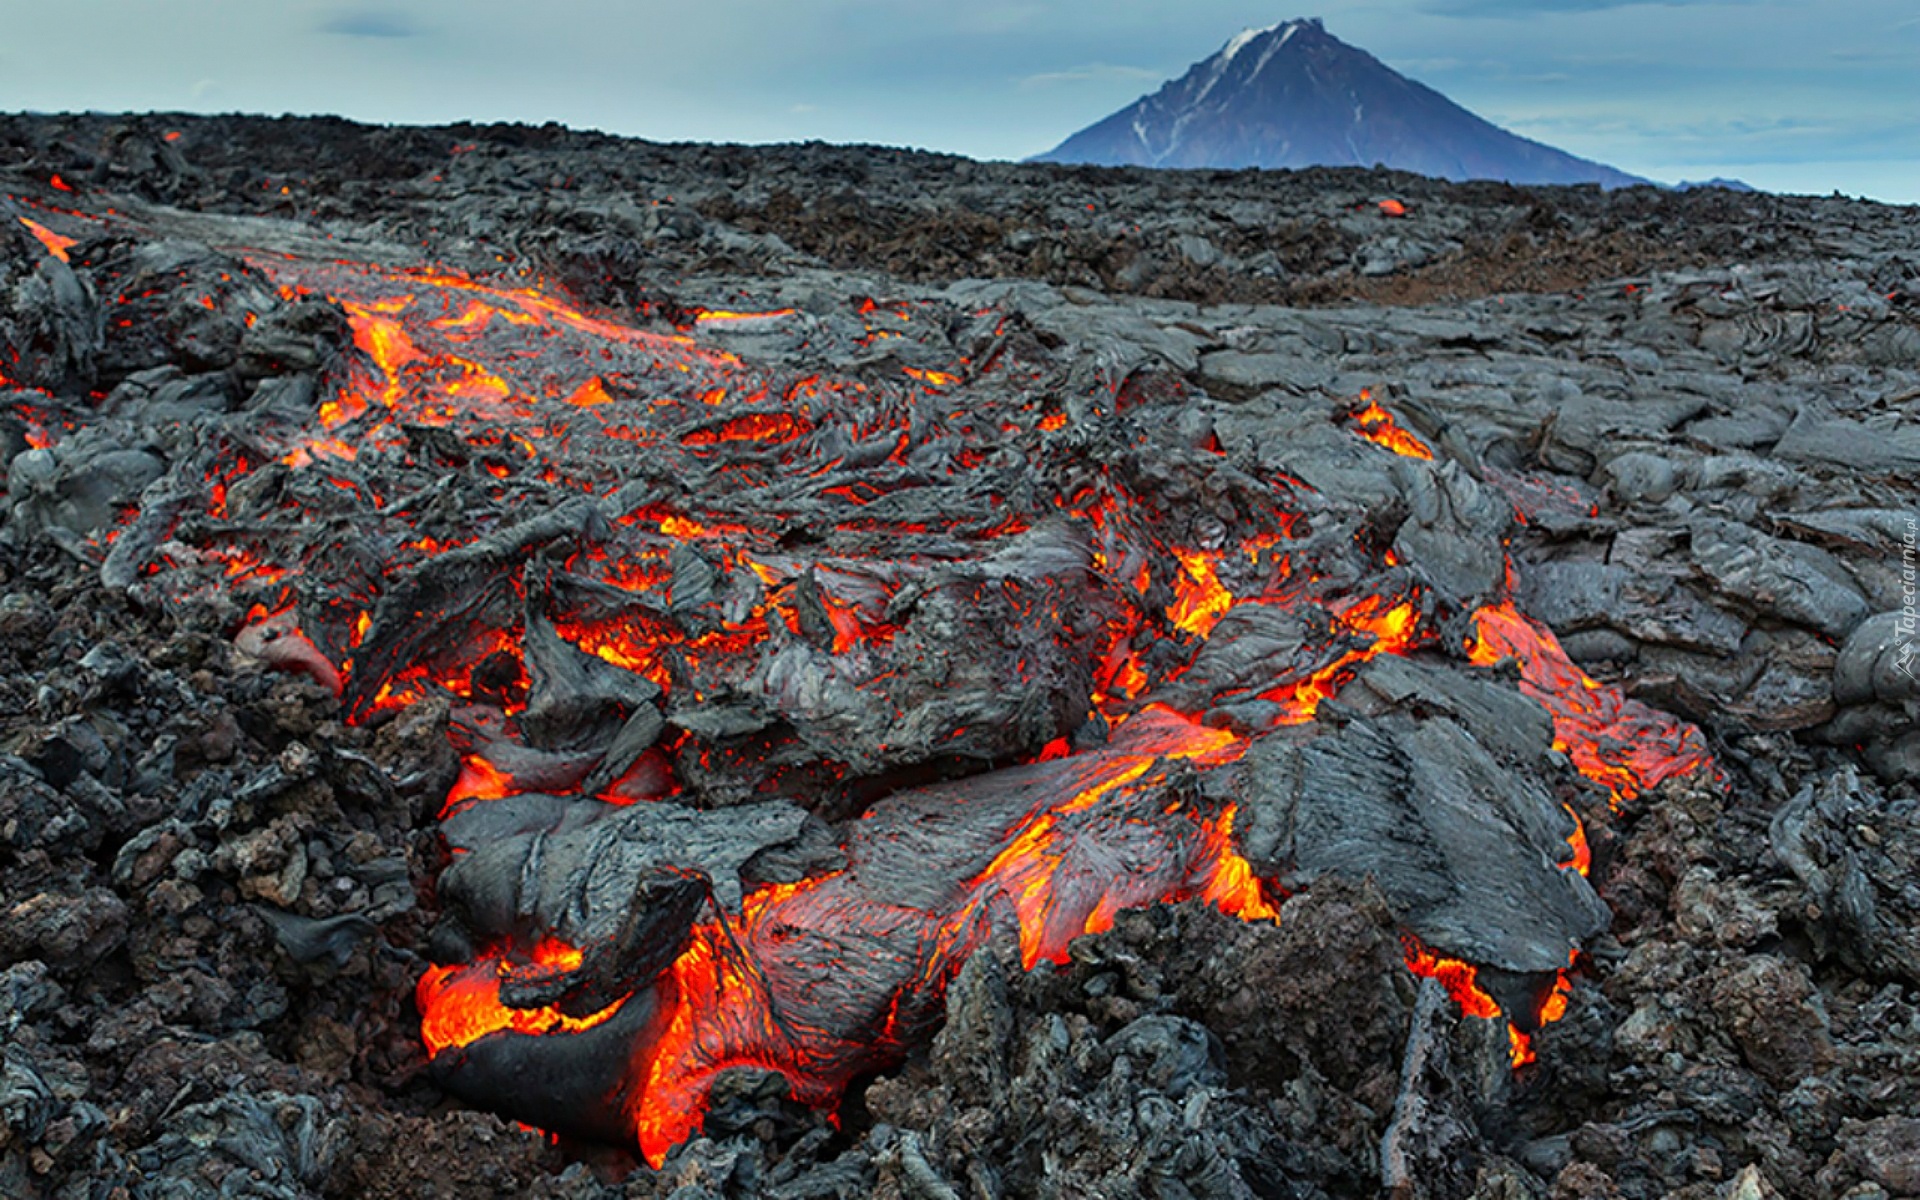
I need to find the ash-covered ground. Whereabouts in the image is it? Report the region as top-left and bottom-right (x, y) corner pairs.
(2, 114), (1919, 1200)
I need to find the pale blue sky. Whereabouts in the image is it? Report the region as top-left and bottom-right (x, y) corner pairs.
(0, 0), (1912, 202)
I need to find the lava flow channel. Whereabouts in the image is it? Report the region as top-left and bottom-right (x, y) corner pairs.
(72, 229), (1716, 1164)
(424, 707), (1266, 1163)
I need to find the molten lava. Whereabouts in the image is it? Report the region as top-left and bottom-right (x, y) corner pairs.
(1351, 390), (1434, 459)
(1468, 601), (1711, 807)
(32, 192), (1715, 1164)
(419, 938), (627, 1054)
(18, 216), (76, 263)
(424, 708), (1278, 1165)
(1167, 548), (1235, 637)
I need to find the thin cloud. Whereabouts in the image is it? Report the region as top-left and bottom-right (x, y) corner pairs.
(1019, 63), (1166, 89)
(1422, 0), (1761, 15)
(319, 11), (422, 39)
(1498, 110), (1920, 168)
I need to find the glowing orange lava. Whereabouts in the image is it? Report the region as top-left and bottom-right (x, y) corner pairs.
(1468, 601), (1710, 807)
(444, 755), (515, 816)
(18, 217), (76, 263)
(1351, 391), (1433, 459)
(681, 412), (810, 447)
(1195, 803), (1281, 921)
(1167, 548), (1235, 637)
(1261, 595), (1423, 724)
(47, 228), (1710, 1162)
(243, 253), (1697, 1158)
(618, 709), (1269, 1165)
(693, 308), (796, 326)
(564, 377), (614, 407)
(419, 938), (626, 1057)
(418, 709), (1284, 1166)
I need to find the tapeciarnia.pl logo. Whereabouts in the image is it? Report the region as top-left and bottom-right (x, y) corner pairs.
(1899, 513), (1918, 682)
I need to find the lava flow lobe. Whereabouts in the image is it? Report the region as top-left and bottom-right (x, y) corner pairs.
(25, 201), (1711, 1164)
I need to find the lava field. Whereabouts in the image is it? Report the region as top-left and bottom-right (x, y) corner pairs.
(2, 114), (1919, 1200)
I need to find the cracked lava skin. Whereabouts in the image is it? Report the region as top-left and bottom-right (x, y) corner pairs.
(8, 199), (1711, 1166)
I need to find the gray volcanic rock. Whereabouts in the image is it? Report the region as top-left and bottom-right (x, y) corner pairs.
(1234, 712), (1606, 976)
(1034, 18), (1644, 187)
(3, 113), (1920, 1200)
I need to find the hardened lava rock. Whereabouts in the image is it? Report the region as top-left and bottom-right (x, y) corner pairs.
(2, 114), (1920, 1200)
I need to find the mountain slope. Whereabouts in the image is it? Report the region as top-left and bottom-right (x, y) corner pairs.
(1034, 18), (1643, 188)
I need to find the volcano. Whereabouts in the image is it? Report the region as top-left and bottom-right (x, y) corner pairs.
(1035, 18), (1644, 187)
